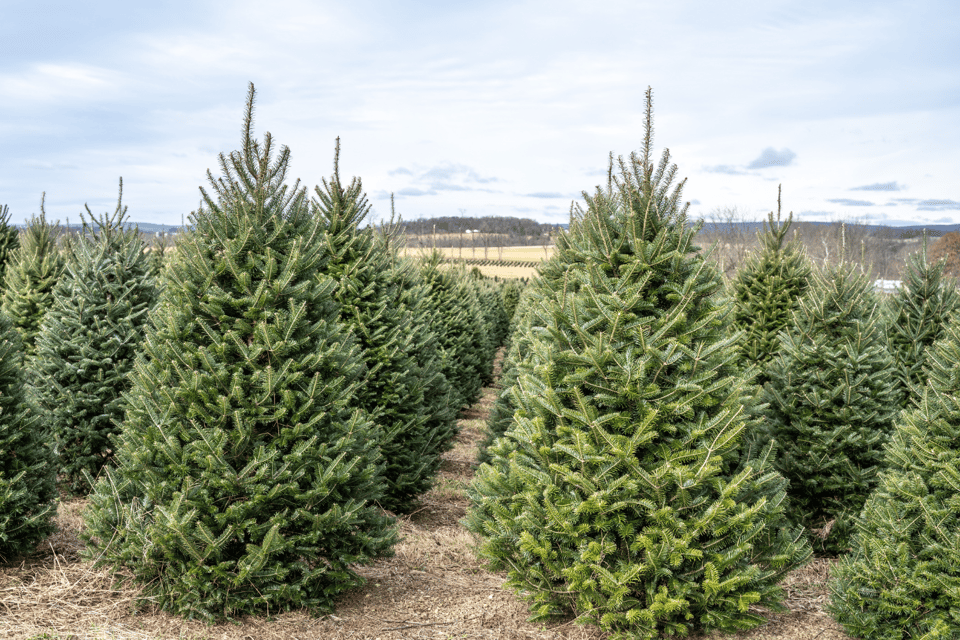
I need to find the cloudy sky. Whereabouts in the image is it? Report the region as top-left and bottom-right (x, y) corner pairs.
(2, 0), (957, 228)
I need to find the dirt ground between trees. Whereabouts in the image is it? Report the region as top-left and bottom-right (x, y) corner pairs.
(1, 356), (851, 640)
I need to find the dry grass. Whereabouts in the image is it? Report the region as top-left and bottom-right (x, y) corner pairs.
(2, 350), (850, 640)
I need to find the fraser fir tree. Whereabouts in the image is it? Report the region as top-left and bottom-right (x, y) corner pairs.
(466, 89), (810, 639)
(884, 245), (960, 408)
(0, 314), (57, 560)
(82, 85), (396, 621)
(30, 180), (157, 493)
(470, 275), (509, 385)
(418, 253), (489, 409)
(0, 204), (20, 282)
(1, 198), (65, 356)
(730, 187), (811, 383)
(829, 321), (960, 639)
(311, 141), (457, 513)
(763, 262), (899, 553)
(500, 279), (524, 324)
(476, 285), (541, 466)
(390, 252), (460, 447)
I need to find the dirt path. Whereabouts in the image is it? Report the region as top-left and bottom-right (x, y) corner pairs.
(0, 360), (851, 640)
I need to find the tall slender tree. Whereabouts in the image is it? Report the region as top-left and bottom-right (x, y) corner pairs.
(1, 198), (65, 356)
(884, 244), (960, 408)
(418, 253), (489, 410)
(0, 314), (57, 561)
(829, 320), (960, 639)
(762, 263), (899, 553)
(82, 84), (396, 621)
(0, 204), (20, 282)
(30, 180), (158, 493)
(730, 187), (811, 385)
(311, 140), (457, 513)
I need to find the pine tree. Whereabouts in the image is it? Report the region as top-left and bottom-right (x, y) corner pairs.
(0, 204), (20, 282)
(828, 321), (960, 639)
(311, 141), (457, 513)
(466, 89), (810, 639)
(884, 244), (960, 408)
(763, 262), (899, 554)
(81, 84), (396, 621)
(30, 180), (157, 494)
(730, 187), (811, 384)
(0, 314), (57, 561)
(1, 198), (65, 357)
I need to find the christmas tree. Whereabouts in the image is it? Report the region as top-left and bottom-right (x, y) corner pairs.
(0, 313), (57, 560)
(311, 141), (457, 513)
(730, 187), (810, 384)
(82, 84), (396, 621)
(470, 274), (509, 385)
(30, 180), (157, 493)
(763, 261), (899, 553)
(1, 198), (65, 357)
(418, 253), (490, 409)
(829, 320), (960, 639)
(476, 285), (540, 466)
(0, 204), (20, 282)
(466, 89), (810, 639)
(884, 243), (960, 408)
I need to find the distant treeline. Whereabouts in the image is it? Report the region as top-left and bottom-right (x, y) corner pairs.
(400, 216), (562, 248)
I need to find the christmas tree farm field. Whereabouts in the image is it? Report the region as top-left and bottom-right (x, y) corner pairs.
(1, 355), (850, 640)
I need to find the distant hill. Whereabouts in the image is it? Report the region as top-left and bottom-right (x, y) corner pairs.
(697, 219), (960, 239)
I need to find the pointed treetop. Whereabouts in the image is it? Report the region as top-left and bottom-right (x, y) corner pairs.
(313, 137), (370, 236)
(80, 178), (129, 238)
(758, 184), (798, 254)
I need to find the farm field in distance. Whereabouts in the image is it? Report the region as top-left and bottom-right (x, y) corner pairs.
(400, 243), (553, 279)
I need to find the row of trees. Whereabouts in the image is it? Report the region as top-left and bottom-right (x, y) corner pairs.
(0, 84), (512, 620)
(469, 89), (960, 639)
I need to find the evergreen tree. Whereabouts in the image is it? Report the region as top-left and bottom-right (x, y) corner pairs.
(0, 204), (20, 282)
(390, 253), (460, 448)
(763, 262), (899, 553)
(0, 314), (57, 561)
(30, 181), (157, 493)
(500, 278), (524, 323)
(730, 187), (811, 384)
(81, 85), (396, 621)
(418, 253), (489, 410)
(311, 141), (457, 513)
(1, 198), (65, 357)
(884, 244), (960, 408)
(470, 275), (509, 384)
(466, 90), (810, 639)
(476, 285), (540, 466)
(829, 321), (960, 639)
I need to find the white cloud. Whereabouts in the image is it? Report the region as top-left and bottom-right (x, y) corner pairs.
(0, 63), (124, 104)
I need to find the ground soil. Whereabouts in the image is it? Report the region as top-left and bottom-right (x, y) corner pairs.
(1, 354), (851, 640)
